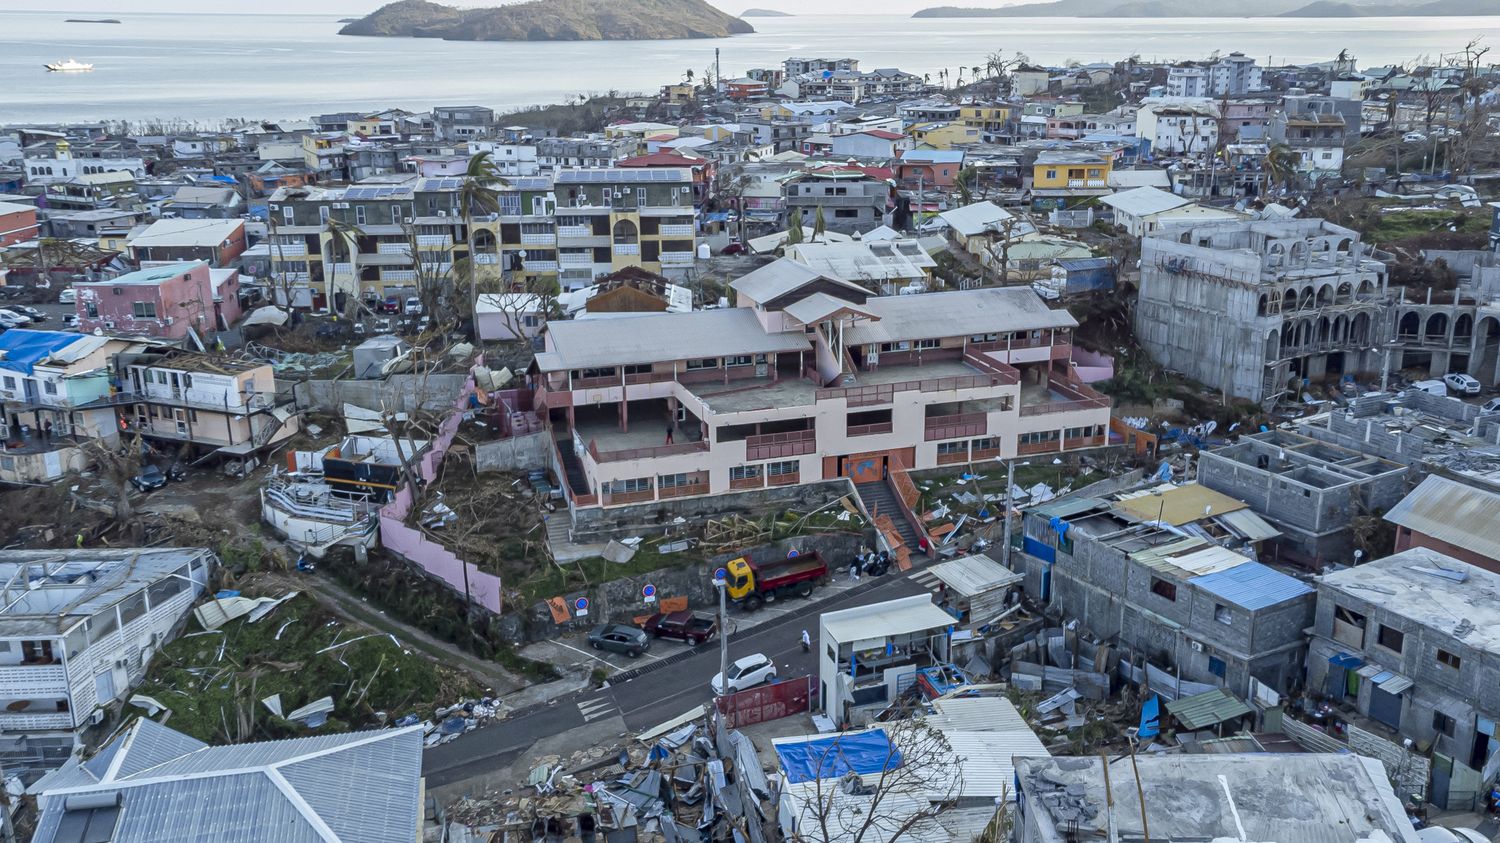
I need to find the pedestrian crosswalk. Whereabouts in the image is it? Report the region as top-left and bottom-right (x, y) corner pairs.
(909, 569), (942, 592)
(577, 696), (620, 723)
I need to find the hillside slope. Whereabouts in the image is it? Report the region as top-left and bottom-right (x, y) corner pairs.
(341, 0), (756, 41)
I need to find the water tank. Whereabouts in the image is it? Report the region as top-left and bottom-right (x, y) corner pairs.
(697, 243), (710, 259)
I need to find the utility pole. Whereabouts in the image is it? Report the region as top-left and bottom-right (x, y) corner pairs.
(1001, 458), (1025, 570)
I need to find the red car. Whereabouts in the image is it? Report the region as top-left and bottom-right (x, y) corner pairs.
(720, 242), (746, 256)
(381, 295), (401, 313)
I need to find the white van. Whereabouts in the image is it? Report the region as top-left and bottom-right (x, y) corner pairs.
(1408, 379), (1447, 397)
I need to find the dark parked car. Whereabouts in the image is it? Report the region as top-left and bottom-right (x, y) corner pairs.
(587, 623), (650, 658)
(130, 464), (168, 492)
(6, 305), (45, 322)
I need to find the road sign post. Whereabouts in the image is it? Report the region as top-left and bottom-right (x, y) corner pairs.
(574, 596), (589, 618)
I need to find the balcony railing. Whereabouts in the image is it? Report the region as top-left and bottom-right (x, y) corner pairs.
(730, 474), (766, 491)
(847, 421), (894, 437)
(925, 412), (987, 441)
(1018, 439), (1062, 456)
(1064, 434), (1107, 450)
(572, 374), (621, 390)
(660, 252), (695, 268)
(602, 488), (655, 506)
(556, 225), (593, 239)
(624, 371), (676, 386)
(818, 363), (1019, 408)
(589, 439), (708, 463)
(936, 450), (970, 465)
(767, 471), (801, 487)
(520, 233), (557, 246)
(523, 260), (559, 272)
(614, 244), (641, 256)
(559, 253), (593, 267)
(659, 224), (694, 237)
(971, 446), (1001, 462)
(1019, 377), (1111, 417)
(658, 481), (709, 500)
(746, 428), (816, 461)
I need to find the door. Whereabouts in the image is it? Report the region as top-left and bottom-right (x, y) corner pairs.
(169, 371), (182, 399)
(172, 409), (189, 437)
(1369, 684), (1403, 730)
(94, 669), (116, 704)
(1431, 753), (1453, 808)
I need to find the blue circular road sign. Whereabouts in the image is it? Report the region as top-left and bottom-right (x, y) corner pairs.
(575, 597), (589, 611)
(642, 584), (657, 598)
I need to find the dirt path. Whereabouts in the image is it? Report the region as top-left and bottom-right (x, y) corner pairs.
(265, 570), (526, 697)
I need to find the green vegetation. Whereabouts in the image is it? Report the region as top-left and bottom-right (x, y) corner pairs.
(341, 0), (755, 41)
(134, 588), (485, 743)
(1360, 209), (1491, 244)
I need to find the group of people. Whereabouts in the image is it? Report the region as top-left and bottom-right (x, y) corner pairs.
(847, 549), (892, 581)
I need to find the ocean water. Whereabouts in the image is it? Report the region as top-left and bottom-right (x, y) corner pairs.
(3, 10), (1500, 124)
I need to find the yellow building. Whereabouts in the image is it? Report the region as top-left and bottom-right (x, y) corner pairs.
(662, 84), (695, 104)
(1030, 150), (1113, 209)
(960, 104), (1012, 136)
(907, 122), (982, 150)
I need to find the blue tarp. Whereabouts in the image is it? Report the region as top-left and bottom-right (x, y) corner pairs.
(1329, 652), (1363, 668)
(0, 330), (84, 375)
(1137, 695), (1160, 739)
(775, 730), (902, 784)
(1023, 536), (1055, 563)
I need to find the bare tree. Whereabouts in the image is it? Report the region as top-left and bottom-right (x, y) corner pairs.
(792, 719), (962, 843)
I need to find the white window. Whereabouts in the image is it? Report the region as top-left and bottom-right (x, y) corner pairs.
(318, 206), (330, 224)
(282, 206), (294, 225)
(2, 376), (13, 390)
(43, 381), (57, 395)
(132, 301), (158, 319)
(355, 205), (367, 225)
(767, 460), (798, 476)
(730, 465), (761, 480)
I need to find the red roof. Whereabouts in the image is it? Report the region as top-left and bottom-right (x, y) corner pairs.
(644, 133), (677, 142)
(858, 129), (904, 140)
(617, 152), (707, 168)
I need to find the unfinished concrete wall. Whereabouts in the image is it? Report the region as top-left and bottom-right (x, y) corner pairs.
(570, 478), (859, 543)
(474, 431), (550, 473)
(292, 373), (471, 414)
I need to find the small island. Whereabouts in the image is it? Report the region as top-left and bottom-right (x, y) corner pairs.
(340, 0), (755, 42)
(740, 8), (793, 15)
(64, 18), (121, 23)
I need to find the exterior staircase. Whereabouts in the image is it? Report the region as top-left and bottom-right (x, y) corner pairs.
(555, 438), (590, 498)
(855, 480), (924, 552)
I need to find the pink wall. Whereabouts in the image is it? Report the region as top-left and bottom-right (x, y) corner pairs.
(378, 365), (505, 613)
(1072, 347), (1115, 384)
(76, 263), (215, 339)
(0, 207), (38, 248)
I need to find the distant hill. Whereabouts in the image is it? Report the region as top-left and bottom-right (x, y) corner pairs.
(913, 0), (1482, 16)
(341, 0), (755, 41)
(740, 7), (793, 15)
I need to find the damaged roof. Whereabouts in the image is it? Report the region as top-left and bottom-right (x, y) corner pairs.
(1383, 475), (1500, 564)
(32, 722), (424, 843)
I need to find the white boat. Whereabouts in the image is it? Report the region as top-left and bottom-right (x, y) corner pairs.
(45, 59), (94, 72)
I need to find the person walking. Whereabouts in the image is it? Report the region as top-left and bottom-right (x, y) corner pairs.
(800, 629), (811, 653)
(665, 424), (674, 445)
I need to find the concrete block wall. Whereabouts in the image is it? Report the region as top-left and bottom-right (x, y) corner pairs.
(474, 431), (550, 473)
(292, 373), (471, 415)
(570, 478), (857, 543)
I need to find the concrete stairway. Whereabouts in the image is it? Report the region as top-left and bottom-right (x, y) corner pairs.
(855, 480), (923, 550)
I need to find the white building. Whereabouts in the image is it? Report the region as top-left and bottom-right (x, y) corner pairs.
(1136, 98), (1221, 158)
(818, 595), (955, 722)
(1166, 65), (1209, 99)
(0, 548), (214, 777)
(466, 141), (541, 177)
(22, 141), (146, 184)
(1211, 52), (1264, 96)
(1099, 186), (1249, 237)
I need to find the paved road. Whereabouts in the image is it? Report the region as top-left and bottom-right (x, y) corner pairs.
(421, 571), (925, 787)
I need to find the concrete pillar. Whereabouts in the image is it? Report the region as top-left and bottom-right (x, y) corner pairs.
(619, 399), (628, 433)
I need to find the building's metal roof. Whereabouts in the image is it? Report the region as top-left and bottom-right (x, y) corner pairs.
(730, 257), (871, 304)
(0, 548), (210, 637)
(1099, 186), (1191, 218)
(925, 696), (1030, 733)
(127, 218), (241, 249)
(1165, 687), (1254, 731)
(848, 286), (1076, 346)
(32, 722), (424, 843)
(1130, 538), (1248, 578)
(1190, 562), (1312, 610)
(1216, 508), (1281, 542)
(935, 729), (1050, 799)
(1383, 475), (1500, 564)
(820, 595), (954, 644)
(541, 307), (812, 371)
(1112, 482), (1247, 526)
(924, 554), (1022, 598)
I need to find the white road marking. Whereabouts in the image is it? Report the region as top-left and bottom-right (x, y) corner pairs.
(577, 697), (620, 722)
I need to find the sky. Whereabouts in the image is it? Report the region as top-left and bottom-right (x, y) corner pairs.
(0, 0), (1027, 16)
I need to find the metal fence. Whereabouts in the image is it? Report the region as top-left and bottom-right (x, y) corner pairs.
(714, 675), (817, 729)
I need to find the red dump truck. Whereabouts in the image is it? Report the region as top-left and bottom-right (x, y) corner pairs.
(641, 611), (718, 644)
(724, 551), (831, 611)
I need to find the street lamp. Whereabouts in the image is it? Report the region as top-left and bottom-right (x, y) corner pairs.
(998, 458), (1030, 570)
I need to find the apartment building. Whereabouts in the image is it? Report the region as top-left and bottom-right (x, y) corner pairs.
(73, 261), (218, 340)
(115, 351), (300, 457)
(1166, 64), (1209, 98)
(1020, 482), (1313, 695)
(551, 167), (697, 286)
(1384, 475), (1500, 575)
(0, 332), (148, 484)
(0, 201), (38, 247)
(1136, 98), (1221, 158)
(536, 136), (634, 170)
(432, 105), (497, 141)
(1269, 111), (1348, 178)
(533, 262), (1109, 512)
(0, 548), (214, 777)
(1030, 150), (1113, 210)
(781, 167), (891, 234)
(1210, 53), (1264, 96)
(126, 218), (246, 268)
(1135, 219), (1391, 403)
(1307, 547), (1500, 809)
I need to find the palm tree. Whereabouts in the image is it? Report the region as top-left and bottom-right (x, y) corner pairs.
(685, 68), (694, 84)
(812, 206), (827, 243)
(1264, 143), (1299, 194)
(785, 208), (804, 245)
(322, 216), (364, 320)
(458, 151), (507, 328)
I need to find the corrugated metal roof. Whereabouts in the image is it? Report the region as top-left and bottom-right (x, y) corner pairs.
(1164, 688), (1254, 730)
(927, 697), (1030, 733)
(33, 724), (423, 843)
(1113, 483), (1247, 526)
(540, 307), (813, 371)
(926, 554), (1022, 597)
(1383, 475), (1500, 564)
(848, 287), (1076, 346)
(1190, 563), (1312, 610)
(1216, 508), (1281, 542)
(821, 595), (953, 644)
(936, 730), (1050, 799)
(1031, 496), (1108, 519)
